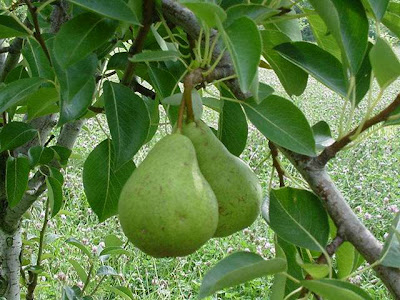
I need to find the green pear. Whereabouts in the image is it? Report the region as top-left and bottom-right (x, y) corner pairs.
(182, 120), (262, 237)
(118, 133), (218, 257)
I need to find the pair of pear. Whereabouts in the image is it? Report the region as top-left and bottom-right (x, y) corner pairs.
(118, 120), (262, 257)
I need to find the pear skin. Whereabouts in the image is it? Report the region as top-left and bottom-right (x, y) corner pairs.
(182, 120), (262, 237)
(118, 133), (218, 257)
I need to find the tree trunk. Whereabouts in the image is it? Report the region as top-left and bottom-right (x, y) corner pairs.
(0, 227), (22, 300)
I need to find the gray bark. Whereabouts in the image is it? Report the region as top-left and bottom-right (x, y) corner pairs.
(0, 39), (6, 76)
(0, 38), (23, 83)
(0, 228), (22, 299)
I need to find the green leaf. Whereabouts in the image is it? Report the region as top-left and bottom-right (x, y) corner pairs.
(301, 279), (373, 300)
(380, 212), (400, 268)
(0, 122), (37, 152)
(67, 0), (140, 24)
(97, 266), (119, 276)
(4, 66), (29, 84)
(100, 246), (130, 257)
(261, 30), (308, 96)
(148, 66), (177, 99)
(26, 87), (59, 121)
(274, 42), (347, 97)
(62, 286), (82, 300)
(199, 252), (286, 299)
(305, 9), (341, 60)
(360, 0), (389, 21)
(22, 38), (54, 80)
(271, 12), (302, 42)
(105, 286), (134, 300)
(257, 83), (275, 103)
(269, 187), (329, 251)
(219, 17), (261, 93)
(181, 0), (227, 27)
(49, 167), (64, 185)
(0, 77), (46, 114)
(270, 243), (287, 300)
(218, 91), (248, 156)
(296, 254), (329, 279)
(336, 242), (356, 279)
(369, 38), (400, 89)
(275, 237), (303, 297)
(53, 54), (97, 126)
(312, 121), (334, 151)
(50, 146), (72, 166)
(202, 97), (222, 112)
(308, 0), (369, 75)
(225, 4), (278, 27)
(65, 237), (92, 257)
(82, 139), (135, 222)
(6, 156), (30, 208)
(104, 234), (124, 247)
(143, 97), (159, 143)
(104, 82), (150, 168)
(46, 176), (63, 217)
(54, 13), (118, 67)
(107, 52), (129, 70)
(69, 259), (88, 282)
(161, 91), (203, 121)
(243, 96), (316, 156)
(28, 146), (55, 167)
(0, 15), (30, 38)
(382, 3), (400, 39)
(129, 50), (180, 63)
(354, 42), (373, 104)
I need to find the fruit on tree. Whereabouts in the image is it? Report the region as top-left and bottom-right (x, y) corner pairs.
(118, 133), (219, 257)
(182, 120), (262, 237)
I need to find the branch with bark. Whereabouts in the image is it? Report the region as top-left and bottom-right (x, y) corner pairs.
(24, 0), (52, 64)
(318, 94), (400, 165)
(268, 141), (285, 187)
(121, 0), (155, 86)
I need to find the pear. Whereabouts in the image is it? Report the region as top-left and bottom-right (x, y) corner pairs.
(182, 120), (262, 237)
(118, 133), (218, 257)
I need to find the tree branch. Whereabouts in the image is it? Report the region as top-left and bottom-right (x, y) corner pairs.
(0, 38), (23, 82)
(318, 94), (400, 165)
(130, 80), (156, 100)
(24, 0), (52, 64)
(269, 141), (285, 187)
(121, 0), (155, 86)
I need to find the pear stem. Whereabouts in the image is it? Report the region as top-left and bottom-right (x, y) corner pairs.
(184, 77), (195, 122)
(177, 93), (187, 132)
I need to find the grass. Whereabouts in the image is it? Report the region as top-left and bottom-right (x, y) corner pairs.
(22, 66), (400, 299)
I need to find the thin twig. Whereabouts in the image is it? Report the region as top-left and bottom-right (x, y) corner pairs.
(121, 0), (155, 86)
(299, 235), (344, 298)
(130, 80), (156, 99)
(269, 141), (285, 187)
(95, 71), (117, 82)
(24, 0), (52, 64)
(318, 94), (400, 165)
